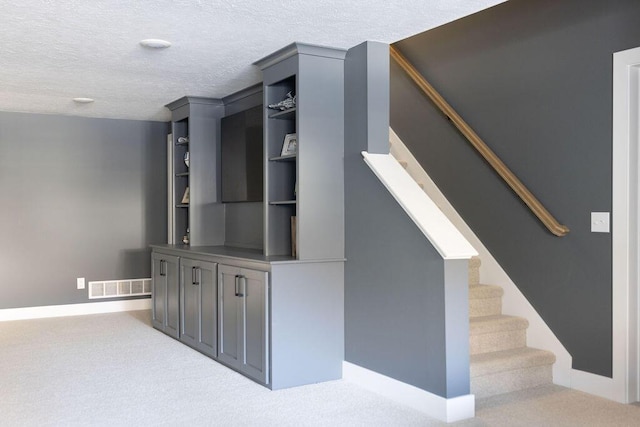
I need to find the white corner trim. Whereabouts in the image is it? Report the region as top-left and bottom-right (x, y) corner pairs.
(342, 361), (475, 423)
(0, 298), (151, 322)
(361, 151), (477, 260)
(388, 128), (573, 388)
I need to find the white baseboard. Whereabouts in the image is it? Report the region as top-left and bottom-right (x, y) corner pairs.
(571, 369), (625, 403)
(342, 361), (475, 423)
(0, 298), (151, 322)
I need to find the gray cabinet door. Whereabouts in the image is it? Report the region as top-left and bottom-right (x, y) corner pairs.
(218, 264), (269, 384)
(180, 258), (199, 348)
(242, 268), (269, 383)
(198, 261), (218, 357)
(152, 252), (180, 339)
(151, 253), (166, 331)
(218, 265), (242, 369)
(180, 258), (218, 357)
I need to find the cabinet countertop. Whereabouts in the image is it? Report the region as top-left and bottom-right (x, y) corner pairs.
(150, 244), (345, 266)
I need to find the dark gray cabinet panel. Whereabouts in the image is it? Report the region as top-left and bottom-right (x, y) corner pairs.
(151, 252), (180, 339)
(180, 258), (218, 357)
(218, 264), (269, 384)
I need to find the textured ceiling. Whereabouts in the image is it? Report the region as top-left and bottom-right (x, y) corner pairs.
(1, 0), (505, 121)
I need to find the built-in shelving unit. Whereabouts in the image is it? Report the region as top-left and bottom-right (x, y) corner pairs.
(165, 96), (225, 246)
(153, 42), (347, 392)
(256, 42), (346, 260)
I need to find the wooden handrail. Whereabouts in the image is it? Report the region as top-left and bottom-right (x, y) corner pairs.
(390, 45), (569, 237)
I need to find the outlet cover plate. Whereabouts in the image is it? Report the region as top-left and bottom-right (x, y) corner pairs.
(77, 277), (85, 289)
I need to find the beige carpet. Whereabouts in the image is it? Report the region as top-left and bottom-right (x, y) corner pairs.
(1, 310), (640, 426)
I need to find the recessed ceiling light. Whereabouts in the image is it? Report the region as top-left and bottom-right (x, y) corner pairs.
(73, 97), (94, 103)
(139, 39), (172, 49)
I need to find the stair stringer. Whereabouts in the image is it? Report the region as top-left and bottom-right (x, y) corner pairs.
(389, 127), (572, 387)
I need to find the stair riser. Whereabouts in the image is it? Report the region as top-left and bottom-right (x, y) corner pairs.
(469, 268), (480, 286)
(470, 329), (526, 355)
(471, 365), (553, 399)
(468, 257), (481, 285)
(470, 297), (502, 317)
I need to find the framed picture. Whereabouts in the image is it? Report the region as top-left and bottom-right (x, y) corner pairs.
(281, 133), (297, 156)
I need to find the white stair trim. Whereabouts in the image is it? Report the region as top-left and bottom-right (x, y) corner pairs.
(361, 151), (477, 260)
(0, 298), (151, 321)
(389, 128), (572, 387)
(343, 361), (475, 422)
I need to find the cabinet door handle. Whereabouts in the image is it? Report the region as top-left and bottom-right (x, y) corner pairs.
(236, 275), (246, 297)
(160, 260), (166, 277)
(192, 267), (200, 285)
(234, 275), (246, 297)
(234, 275), (240, 297)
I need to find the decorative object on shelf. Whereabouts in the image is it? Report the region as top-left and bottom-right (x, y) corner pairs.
(181, 187), (190, 204)
(291, 216), (297, 258)
(280, 133), (297, 156)
(268, 91), (296, 111)
(177, 136), (189, 144)
(183, 227), (190, 245)
(184, 151), (190, 168)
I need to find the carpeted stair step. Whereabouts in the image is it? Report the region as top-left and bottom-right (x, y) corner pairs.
(470, 347), (556, 398)
(470, 315), (528, 355)
(469, 284), (504, 317)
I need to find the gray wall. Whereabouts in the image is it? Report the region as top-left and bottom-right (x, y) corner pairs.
(0, 111), (168, 309)
(345, 42), (468, 398)
(391, 0), (640, 376)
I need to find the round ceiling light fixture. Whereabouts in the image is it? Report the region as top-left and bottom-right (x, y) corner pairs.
(139, 39), (172, 49)
(73, 97), (94, 103)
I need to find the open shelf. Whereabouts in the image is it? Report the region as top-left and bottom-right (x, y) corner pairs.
(268, 107), (296, 120)
(175, 172), (189, 177)
(269, 154), (296, 162)
(176, 204), (189, 208)
(269, 200), (297, 205)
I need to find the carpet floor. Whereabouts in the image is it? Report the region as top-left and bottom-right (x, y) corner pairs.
(1, 310), (640, 426)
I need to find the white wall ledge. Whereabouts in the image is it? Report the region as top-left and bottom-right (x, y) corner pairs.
(362, 151), (478, 260)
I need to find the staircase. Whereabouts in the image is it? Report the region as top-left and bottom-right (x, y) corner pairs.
(389, 133), (556, 398)
(468, 257), (556, 398)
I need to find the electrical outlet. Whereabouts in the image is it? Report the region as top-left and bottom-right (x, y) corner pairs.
(77, 277), (85, 290)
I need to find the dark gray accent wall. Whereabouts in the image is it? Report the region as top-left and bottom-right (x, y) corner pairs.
(390, 0), (640, 377)
(345, 42), (468, 398)
(0, 111), (168, 309)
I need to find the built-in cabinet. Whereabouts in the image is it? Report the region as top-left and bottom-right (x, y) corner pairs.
(151, 245), (344, 389)
(152, 43), (346, 390)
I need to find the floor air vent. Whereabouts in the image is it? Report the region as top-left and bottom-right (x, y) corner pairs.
(88, 278), (152, 299)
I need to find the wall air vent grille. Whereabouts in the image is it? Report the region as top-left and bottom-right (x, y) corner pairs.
(88, 278), (152, 299)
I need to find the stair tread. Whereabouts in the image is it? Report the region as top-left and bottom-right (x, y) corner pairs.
(470, 315), (529, 335)
(470, 347), (556, 378)
(469, 284), (504, 299)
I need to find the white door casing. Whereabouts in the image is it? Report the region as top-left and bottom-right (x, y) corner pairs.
(612, 45), (640, 403)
